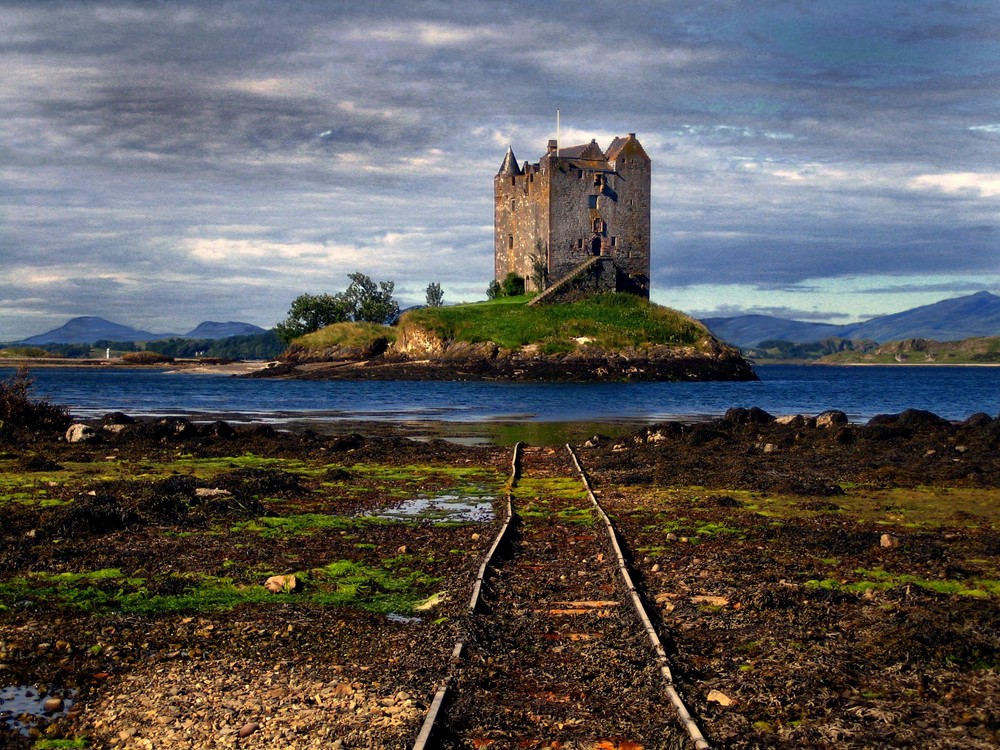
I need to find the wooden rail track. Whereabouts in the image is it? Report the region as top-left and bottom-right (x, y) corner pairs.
(413, 443), (708, 750)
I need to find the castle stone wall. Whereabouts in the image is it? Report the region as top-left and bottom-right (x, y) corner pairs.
(494, 168), (550, 288)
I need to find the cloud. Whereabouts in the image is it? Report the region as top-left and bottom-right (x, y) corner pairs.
(1, 0), (999, 340)
(909, 172), (1000, 198)
(358, 21), (502, 47)
(695, 303), (850, 322)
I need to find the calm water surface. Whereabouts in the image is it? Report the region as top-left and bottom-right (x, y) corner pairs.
(6, 365), (998, 432)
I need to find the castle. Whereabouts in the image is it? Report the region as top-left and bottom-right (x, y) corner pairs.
(494, 133), (651, 300)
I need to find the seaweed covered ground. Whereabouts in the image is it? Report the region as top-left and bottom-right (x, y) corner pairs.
(0, 419), (508, 749)
(0, 407), (998, 748)
(582, 408), (1000, 749)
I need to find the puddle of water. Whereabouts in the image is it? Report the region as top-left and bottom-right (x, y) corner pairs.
(385, 613), (422, 624)
(372, 492), (495, 524)
(0, 685), (76, 736)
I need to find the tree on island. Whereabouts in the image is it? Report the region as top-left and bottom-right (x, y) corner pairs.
(275, 273), (400, 343)
(274, 293), (349, 342)
(501, 272), (525, 297)
(486, 272), (525, 301)
(425, 282), (444, 307)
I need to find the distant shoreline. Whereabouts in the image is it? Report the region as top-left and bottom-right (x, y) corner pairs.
(5, 356), (1000, 374)
(813, 361), (1000, 368)
(0, 357), (273, 375)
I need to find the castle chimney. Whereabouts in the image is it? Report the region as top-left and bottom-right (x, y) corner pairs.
(547, 139), (557, 155)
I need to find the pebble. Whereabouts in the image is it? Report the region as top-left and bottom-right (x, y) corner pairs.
(75, 656), (424, 749)
(707, 689), (733, 706)
(264, 574), (298, 593)
(880, 533), (900, 548)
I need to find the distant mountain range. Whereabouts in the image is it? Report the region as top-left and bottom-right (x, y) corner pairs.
(703, 291), (1000, 348)
(17, 317), (266, 345)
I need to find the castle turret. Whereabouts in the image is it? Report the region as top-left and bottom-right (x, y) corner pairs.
(497, 146), (522, 176)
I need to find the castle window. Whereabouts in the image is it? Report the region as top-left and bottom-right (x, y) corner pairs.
(510, 176), (516, 186)
(611, 236), (618, 247)
(508, 234), (514, 249)
(577, 170), (583, 179)
(576, 238), (584, 250)
(593, 218), (604, 233)
(511, 199), (516, 212)
(587, 195), (598, 209)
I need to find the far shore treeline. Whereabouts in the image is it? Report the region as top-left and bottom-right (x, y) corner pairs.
(4, 275), (999, 365)
(0, 331), (286, 361)
(0, 272), (438, 361)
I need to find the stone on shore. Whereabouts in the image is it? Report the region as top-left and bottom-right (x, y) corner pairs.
(264, 575), (298, 593)
(65, 424), (98, 443)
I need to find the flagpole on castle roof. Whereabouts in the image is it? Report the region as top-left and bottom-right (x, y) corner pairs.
(556, 108), (560, 157)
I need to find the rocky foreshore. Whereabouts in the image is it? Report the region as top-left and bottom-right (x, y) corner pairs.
(0, 407), (998, 748)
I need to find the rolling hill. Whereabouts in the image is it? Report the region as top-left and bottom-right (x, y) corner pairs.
(181, 321), (266, 339)
(18, 317), (265, 345)
(703, 291), (1000, 347)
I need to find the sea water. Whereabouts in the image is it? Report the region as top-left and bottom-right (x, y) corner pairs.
(4, 365), (997, 435)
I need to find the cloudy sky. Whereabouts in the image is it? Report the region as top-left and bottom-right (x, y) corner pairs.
(2, 1), (998, 340)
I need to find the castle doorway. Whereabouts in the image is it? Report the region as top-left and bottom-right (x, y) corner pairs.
(590, 235), (602, 256)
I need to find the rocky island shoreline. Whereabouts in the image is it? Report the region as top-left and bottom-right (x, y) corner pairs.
(259, 339), (755, 382)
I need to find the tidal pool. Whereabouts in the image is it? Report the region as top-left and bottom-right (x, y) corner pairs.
(372, 492), (495, 523)
(0, 684), (76, 735)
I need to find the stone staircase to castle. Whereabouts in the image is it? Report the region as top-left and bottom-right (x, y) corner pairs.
(527, 256), (617, 306)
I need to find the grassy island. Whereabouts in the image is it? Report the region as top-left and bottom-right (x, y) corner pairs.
(290, 294), (709, 357)
(272, 293), (757, 381)
(403, 293), (706, 352)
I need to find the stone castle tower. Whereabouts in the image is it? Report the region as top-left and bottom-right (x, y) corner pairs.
(494, 133), (651, 298)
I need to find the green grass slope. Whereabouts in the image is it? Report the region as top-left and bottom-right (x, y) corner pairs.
(400, 293), (708, 353)
(293, 322), (397, 351)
